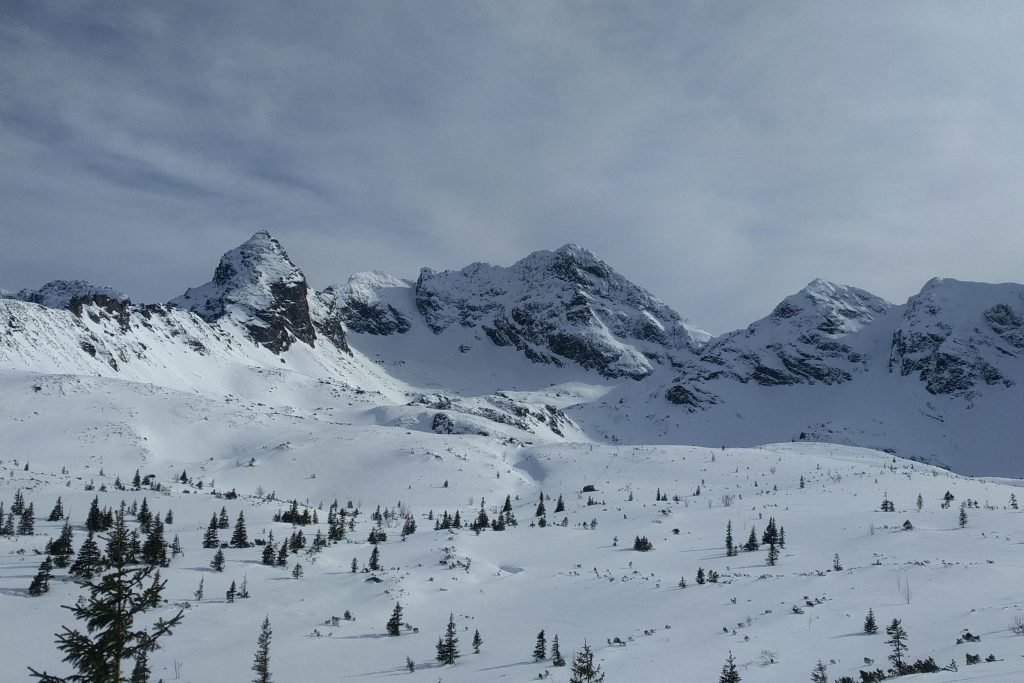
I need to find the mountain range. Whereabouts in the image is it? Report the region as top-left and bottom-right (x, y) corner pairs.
(3, 230), (1022, 476)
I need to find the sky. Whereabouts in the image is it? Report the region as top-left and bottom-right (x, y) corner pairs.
(2, 1), (1023, 334)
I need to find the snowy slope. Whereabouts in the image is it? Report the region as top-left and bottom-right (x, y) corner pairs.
(1, 375), (1022, 682)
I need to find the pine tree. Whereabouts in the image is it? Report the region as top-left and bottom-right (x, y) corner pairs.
(142, 518), (168, 567)
(231, 511), (249, 548)
(744, 526), (759, 552)
(50, 521), (76, 568)
(718, 651), (741, 683)
(29, 556), (55, 596)
(291, 563), (303, 579)
(132, 469), (142, 489)
(959, 504), (968, 528)
(533, 630), (547, 661)
(48, 497), (64, 522)
(1011, 493), (1018, 510)
(725, 519), (736, 556)
(251, 616), (272, 683)
(70, 531), (103, 581)
(761, 517), (777, 545)
(170, 534), (183, 558)
(218, 507), (230, 529)
(916, 493), (924, 511)
(194, 576), (204, 601)
(811, 660), (828, 683)
(226, 580), (237, 603)
(833, 553), (842, 571)
(554, 495), (565, 513)
(276, 543), (289, 567)
(210, 548), (225, 572)
(369, 545), (381, 571)
(864, 608), (878, 634)
(472, 629), (482, 654)
(568, 641), (605, 683)
(261, 542), (276, 566)
(551, 634), (565, 666)
(129, 649), (149, 683)
(435, 613), (459, 665)
(18, 502), (36, 535)
(12, 489), (25, 515)
(766, 541), (779, 566)
(203, 514), (220, 549)
(105, 504), (134, 567)
(137, 498), (151, 531)
(28, 563), (183, 682)
(696, 567), (705, 584)
(386, 602), (403, 636)
(778, 526), (785, 548)
(885, 618), (908, 673)
(164, 510), (173, 525)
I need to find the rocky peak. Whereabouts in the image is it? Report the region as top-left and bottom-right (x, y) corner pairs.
(4, 280), (129, 311)
(698, 280), (893, 387)
(171, 231), (320, 354)
(415, 246), (707, 379)
(889, 278), (1024, 397)
(320, 272), (413, 336)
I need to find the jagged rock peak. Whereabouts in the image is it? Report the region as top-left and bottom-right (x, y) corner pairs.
(768, 278), (893, 336)
(3, 280), (129, 311)
(171, 230), (318, 353)
(415, 244), (708, 379)
(320, 272), (413, 336)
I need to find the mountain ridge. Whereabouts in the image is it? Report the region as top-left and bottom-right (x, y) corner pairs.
(3, 231), (1023, 476)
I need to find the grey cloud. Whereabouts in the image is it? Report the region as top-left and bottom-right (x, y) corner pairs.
(2, 1), (1023, 333)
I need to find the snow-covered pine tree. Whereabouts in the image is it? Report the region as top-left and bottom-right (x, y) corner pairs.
(472, 629), (482, 654)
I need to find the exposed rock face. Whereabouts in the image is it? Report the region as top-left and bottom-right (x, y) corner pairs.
(889, 278), (1023, 397)
(414, 244), (709, 379)
(4, 280), (129, 311)
(171, 231), (346, 354)
(321, 272), (412, 336)
(697, 279), (892, 387)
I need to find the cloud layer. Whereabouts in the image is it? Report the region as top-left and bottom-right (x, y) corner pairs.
(2, 1), (1023, 333)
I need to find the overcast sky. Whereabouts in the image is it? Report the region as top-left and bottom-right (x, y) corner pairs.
(2, 2), (1023, 333)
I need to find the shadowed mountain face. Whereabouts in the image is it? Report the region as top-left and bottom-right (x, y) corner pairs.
(3, 231), (1024, 475)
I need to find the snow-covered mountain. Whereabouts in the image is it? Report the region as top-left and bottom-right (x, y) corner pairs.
(3, 231), (1023, 476)
(415, 245), (709, 380)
